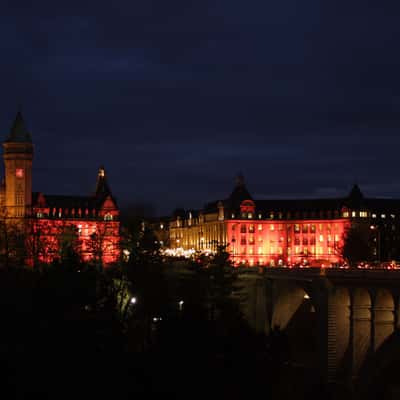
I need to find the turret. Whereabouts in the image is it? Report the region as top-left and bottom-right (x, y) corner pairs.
(95, 165), (112, 198)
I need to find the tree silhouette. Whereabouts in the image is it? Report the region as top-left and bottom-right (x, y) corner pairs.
(340, 224), (373, 267)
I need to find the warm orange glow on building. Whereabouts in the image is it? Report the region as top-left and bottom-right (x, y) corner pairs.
(226, 217), (349, 266)
(169, 175), (400, 266)
(1, 112), (120, 266)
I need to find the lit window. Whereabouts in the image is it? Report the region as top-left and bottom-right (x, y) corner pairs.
(104, 213), (113, 221)
(248, 213), (253, 219)
(360, 211), (368, 218)
(258, 247), (262, 254)
(270, 212), (274, 219)
(372, 213), (376, 218)
(343, 212), (349, 218)
(381, 214), (386, 219)
(391, 214), (396, 219)
(270, 224), (275, 231)
(258, 213), (262, 219)
(294, 224), (300, 233)
(249, 225), (255, 233)
(258, 224), (263, 231)
(351, 211), (356, 218)
(319, 235), (324, 242)
(231, 213), (235, 218)
(36, 212), (43, 218)
(15, 168), (24, 178)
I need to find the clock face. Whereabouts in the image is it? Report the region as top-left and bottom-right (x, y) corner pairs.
(15, 168), (24, 178)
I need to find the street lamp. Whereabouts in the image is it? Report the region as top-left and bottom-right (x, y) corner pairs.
(130, 297), (137, 305)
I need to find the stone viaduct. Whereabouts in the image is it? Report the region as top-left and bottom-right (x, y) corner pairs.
(240, 268), (400, 395)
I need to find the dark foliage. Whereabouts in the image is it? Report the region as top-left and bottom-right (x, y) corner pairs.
(341, 224), (374, 267)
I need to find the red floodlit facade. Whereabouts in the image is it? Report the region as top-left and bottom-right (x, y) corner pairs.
(226, 199), (349, 266)
(1, 112), (120, 266)
(169, 175), (400, 267)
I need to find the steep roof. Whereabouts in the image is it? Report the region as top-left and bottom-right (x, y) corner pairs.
(95, 166), (112, 197)
(5, 111), (32, 143)
(202, 180), (400, 216)
(204, 174), (253, 212)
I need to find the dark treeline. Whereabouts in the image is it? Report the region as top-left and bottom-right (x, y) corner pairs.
(0, 217), (333, 399)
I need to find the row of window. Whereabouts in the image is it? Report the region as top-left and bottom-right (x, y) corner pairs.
(234, 246), (335, 256)
(36, 212), (114, 221)
(232, 211), (398, 220)
(233, 223), (341, 233)
(234, 234), (339, 245)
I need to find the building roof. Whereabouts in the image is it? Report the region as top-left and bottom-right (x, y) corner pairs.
(32, 167), (118, 215)
(201, 180), (400, 217)
(33, 193), (103, 211)
(5, 111), (32, 143)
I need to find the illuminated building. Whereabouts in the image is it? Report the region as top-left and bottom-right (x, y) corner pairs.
(169, 175), (400, 266)
(1, 111), (120, 265)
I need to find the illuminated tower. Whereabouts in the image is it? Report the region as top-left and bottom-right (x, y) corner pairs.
(3, 111), (33, 218)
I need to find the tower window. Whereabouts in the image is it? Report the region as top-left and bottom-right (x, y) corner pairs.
(15, 168), (24, 178)
(104, 213), (113, 221)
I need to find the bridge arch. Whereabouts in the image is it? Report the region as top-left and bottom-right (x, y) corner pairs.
(332, 287), (351, 379)
(372, 289), (395, 351)
(357, 329), (400, 400)
(350, 288), (372, 375)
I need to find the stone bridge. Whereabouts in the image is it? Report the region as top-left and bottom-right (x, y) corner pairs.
(240, 268), (400, 396)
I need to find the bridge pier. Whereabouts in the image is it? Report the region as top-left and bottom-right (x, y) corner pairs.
(242, 268), (400, 397)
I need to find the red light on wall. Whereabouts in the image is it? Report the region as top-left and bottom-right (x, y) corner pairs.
(15, 168), (24, 178)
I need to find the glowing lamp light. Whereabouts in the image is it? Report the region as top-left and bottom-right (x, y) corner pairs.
(304, 294), (310, 299)
(130, 297), (137, 304)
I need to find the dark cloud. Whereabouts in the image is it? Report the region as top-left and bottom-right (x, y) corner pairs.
(0, 0), (400, 214)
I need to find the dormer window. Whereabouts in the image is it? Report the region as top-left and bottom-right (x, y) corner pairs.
(104, 213), (113, 221)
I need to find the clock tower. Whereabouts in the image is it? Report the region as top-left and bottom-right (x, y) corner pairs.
(3, 111), (33, 218)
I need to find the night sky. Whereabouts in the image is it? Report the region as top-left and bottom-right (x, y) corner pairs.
(1, 1), (400, 215)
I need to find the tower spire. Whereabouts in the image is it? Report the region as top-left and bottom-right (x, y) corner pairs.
(95, 165), (111, 197)
(6, 111), (32, 143)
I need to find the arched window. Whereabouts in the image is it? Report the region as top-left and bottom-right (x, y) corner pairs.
(104, 213), (113, 221)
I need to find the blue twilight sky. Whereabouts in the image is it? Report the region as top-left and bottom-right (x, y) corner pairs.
(1, 0), (400, 215)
